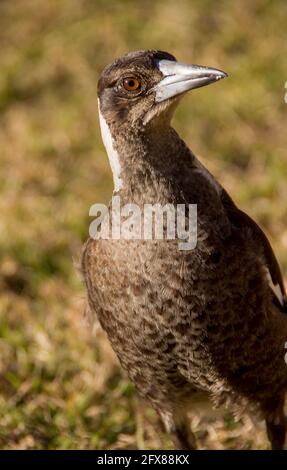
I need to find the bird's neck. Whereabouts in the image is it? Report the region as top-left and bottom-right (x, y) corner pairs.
(99, 116), (192, 202)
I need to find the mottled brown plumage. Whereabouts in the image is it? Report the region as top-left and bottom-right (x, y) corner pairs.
(82, 50), (287, 449)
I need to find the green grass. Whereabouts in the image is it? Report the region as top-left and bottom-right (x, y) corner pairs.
(0, 0), (287, 449)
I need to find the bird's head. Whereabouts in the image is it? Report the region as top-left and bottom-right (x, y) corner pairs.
(98, 50), (228, 132)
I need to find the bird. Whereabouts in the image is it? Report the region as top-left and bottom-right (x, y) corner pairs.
(81, 50), (287, 450)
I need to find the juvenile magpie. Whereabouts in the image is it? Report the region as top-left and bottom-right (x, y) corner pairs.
(82, 50), (287, 449)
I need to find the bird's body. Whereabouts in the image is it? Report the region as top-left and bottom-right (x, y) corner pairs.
(82, 50), (287, 449)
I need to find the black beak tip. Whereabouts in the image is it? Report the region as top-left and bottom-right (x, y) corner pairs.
(216, 71), (228, 81)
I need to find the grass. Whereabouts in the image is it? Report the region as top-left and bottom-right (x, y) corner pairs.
(0, 0), (287, 449)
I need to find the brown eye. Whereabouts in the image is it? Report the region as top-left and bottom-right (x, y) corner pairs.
(123, 77), (141, 91)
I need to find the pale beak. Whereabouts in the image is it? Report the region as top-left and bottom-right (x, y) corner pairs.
(154, 59), (228, 102)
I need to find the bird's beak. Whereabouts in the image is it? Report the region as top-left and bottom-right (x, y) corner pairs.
(154, 60), (228, 102)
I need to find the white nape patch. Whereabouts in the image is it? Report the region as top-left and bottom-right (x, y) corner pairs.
(265, 268), (284, 306)
(98, 99), (123, 192)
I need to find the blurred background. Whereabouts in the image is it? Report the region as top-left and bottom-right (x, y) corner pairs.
(0, 0), (287, 449)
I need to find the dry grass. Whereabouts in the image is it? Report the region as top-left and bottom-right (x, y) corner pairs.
(0, 0), (286, 449)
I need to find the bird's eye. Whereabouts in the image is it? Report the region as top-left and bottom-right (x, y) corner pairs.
(123, 77), (141, 92)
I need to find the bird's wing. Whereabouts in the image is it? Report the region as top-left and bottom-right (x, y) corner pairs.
(221, 188), (287, 313)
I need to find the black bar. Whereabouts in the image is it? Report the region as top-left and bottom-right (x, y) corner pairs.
(0, 450), (286, 468)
